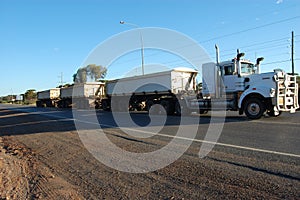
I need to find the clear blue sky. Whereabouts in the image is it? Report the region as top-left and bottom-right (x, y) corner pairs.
(1, 0), (299, 96)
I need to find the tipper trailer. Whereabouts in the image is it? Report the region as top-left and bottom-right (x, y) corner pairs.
(96, 67), (198, 114)
(58, 82), (105, 108)
(36, 82), (105, 109)
(36, 88), (60, 107)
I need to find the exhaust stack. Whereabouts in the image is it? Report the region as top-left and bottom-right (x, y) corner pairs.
(236, 52), (245, 76)
(215, 44), (220, 65)
(256, 57), (264, 74)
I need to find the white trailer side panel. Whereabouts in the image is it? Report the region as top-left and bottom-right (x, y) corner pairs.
(60, 87), (73, 99)
(83, 83), (104, 97)
(106, 68), (197, 96)
(61, 83), (104, 98)
(171, 70), (195, 93)
(37, 89), (60, 100)
(106, 71), (172, 96)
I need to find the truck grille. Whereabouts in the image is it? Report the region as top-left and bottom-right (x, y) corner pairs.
(276, 74), (299, 112)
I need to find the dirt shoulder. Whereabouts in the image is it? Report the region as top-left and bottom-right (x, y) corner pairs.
(0, 136), (33, 199)
(0, 136), (84, 200)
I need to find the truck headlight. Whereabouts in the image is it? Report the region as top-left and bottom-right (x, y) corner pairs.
(270, 88), (276, 97)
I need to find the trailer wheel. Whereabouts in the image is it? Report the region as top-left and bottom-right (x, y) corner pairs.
(118, 100), (128, 112)
(102, 100), (110, 111)
(36, 101), (41, 107)
(161, 100), (174, 115)
(147, 100), (163, 115)
(199, 109), (208, 114)
(146, 100), (154, 112)
(244, 98), (266, 119)
(175, 101), (190, 116)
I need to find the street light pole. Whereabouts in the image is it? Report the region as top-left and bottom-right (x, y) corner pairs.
(120, 21), (145, 75)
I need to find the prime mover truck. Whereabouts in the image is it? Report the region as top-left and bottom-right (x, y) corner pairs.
(95, 46), (299, 119)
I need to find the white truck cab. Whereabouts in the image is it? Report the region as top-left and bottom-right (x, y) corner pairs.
(200, 45), (299, 119)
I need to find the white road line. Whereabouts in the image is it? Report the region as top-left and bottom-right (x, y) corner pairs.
(250, 120), (299, 126)
(0, 118), (73, 128)
(8, 108), (300, 159)
(74, 119), (300, 158)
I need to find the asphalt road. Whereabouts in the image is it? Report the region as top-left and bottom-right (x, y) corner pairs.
(0, 103), (299, 199)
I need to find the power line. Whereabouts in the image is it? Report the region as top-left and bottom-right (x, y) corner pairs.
(215, 37), (290, 53)
(108, 15), (299, 74)
(112, 15), (299, 69)
(199, 16), (300, 43)
(261, 59), (291, 65)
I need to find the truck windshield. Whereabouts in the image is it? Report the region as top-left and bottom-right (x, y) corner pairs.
(241, 62), (255, 75)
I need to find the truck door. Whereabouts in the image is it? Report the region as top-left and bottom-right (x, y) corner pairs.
(222, 64), (237, 93)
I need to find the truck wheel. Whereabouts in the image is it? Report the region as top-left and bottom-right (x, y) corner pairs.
(244, 98), (266, 119)
(175, 101), (190, 116)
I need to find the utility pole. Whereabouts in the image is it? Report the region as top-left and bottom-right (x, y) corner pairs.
(291, 31), (294, 75)
(58, 72), (65, 86)
(120, 21), (145, 75)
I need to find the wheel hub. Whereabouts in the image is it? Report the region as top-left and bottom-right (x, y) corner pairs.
(248, 103), (260, 115)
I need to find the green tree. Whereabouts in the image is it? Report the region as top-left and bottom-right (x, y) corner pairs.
(73, 64), (107, 83)
(24, 89), (37, 104)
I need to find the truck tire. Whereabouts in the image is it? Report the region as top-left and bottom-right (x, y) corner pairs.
(147, 100), (165, 115)
(102, 100), (110, 111)
(244, 98), (266, 120)
(199, 109), (208, 114)
(161, 100), (174, 115)
(118, 100), (128, 112)
(175, 101), (190, 116)
(146, 100), (154, 112)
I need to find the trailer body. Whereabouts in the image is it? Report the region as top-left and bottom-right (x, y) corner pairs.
(97, 68), (197, 113)
(58, 82), (105, 108)
(106, 67), (197, 96)
(36, 88), (60, 107)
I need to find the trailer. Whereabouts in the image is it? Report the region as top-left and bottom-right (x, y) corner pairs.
(36, 88), (60, 107)
(58, 82), (105, 108)
(97, 67), (198, 114)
